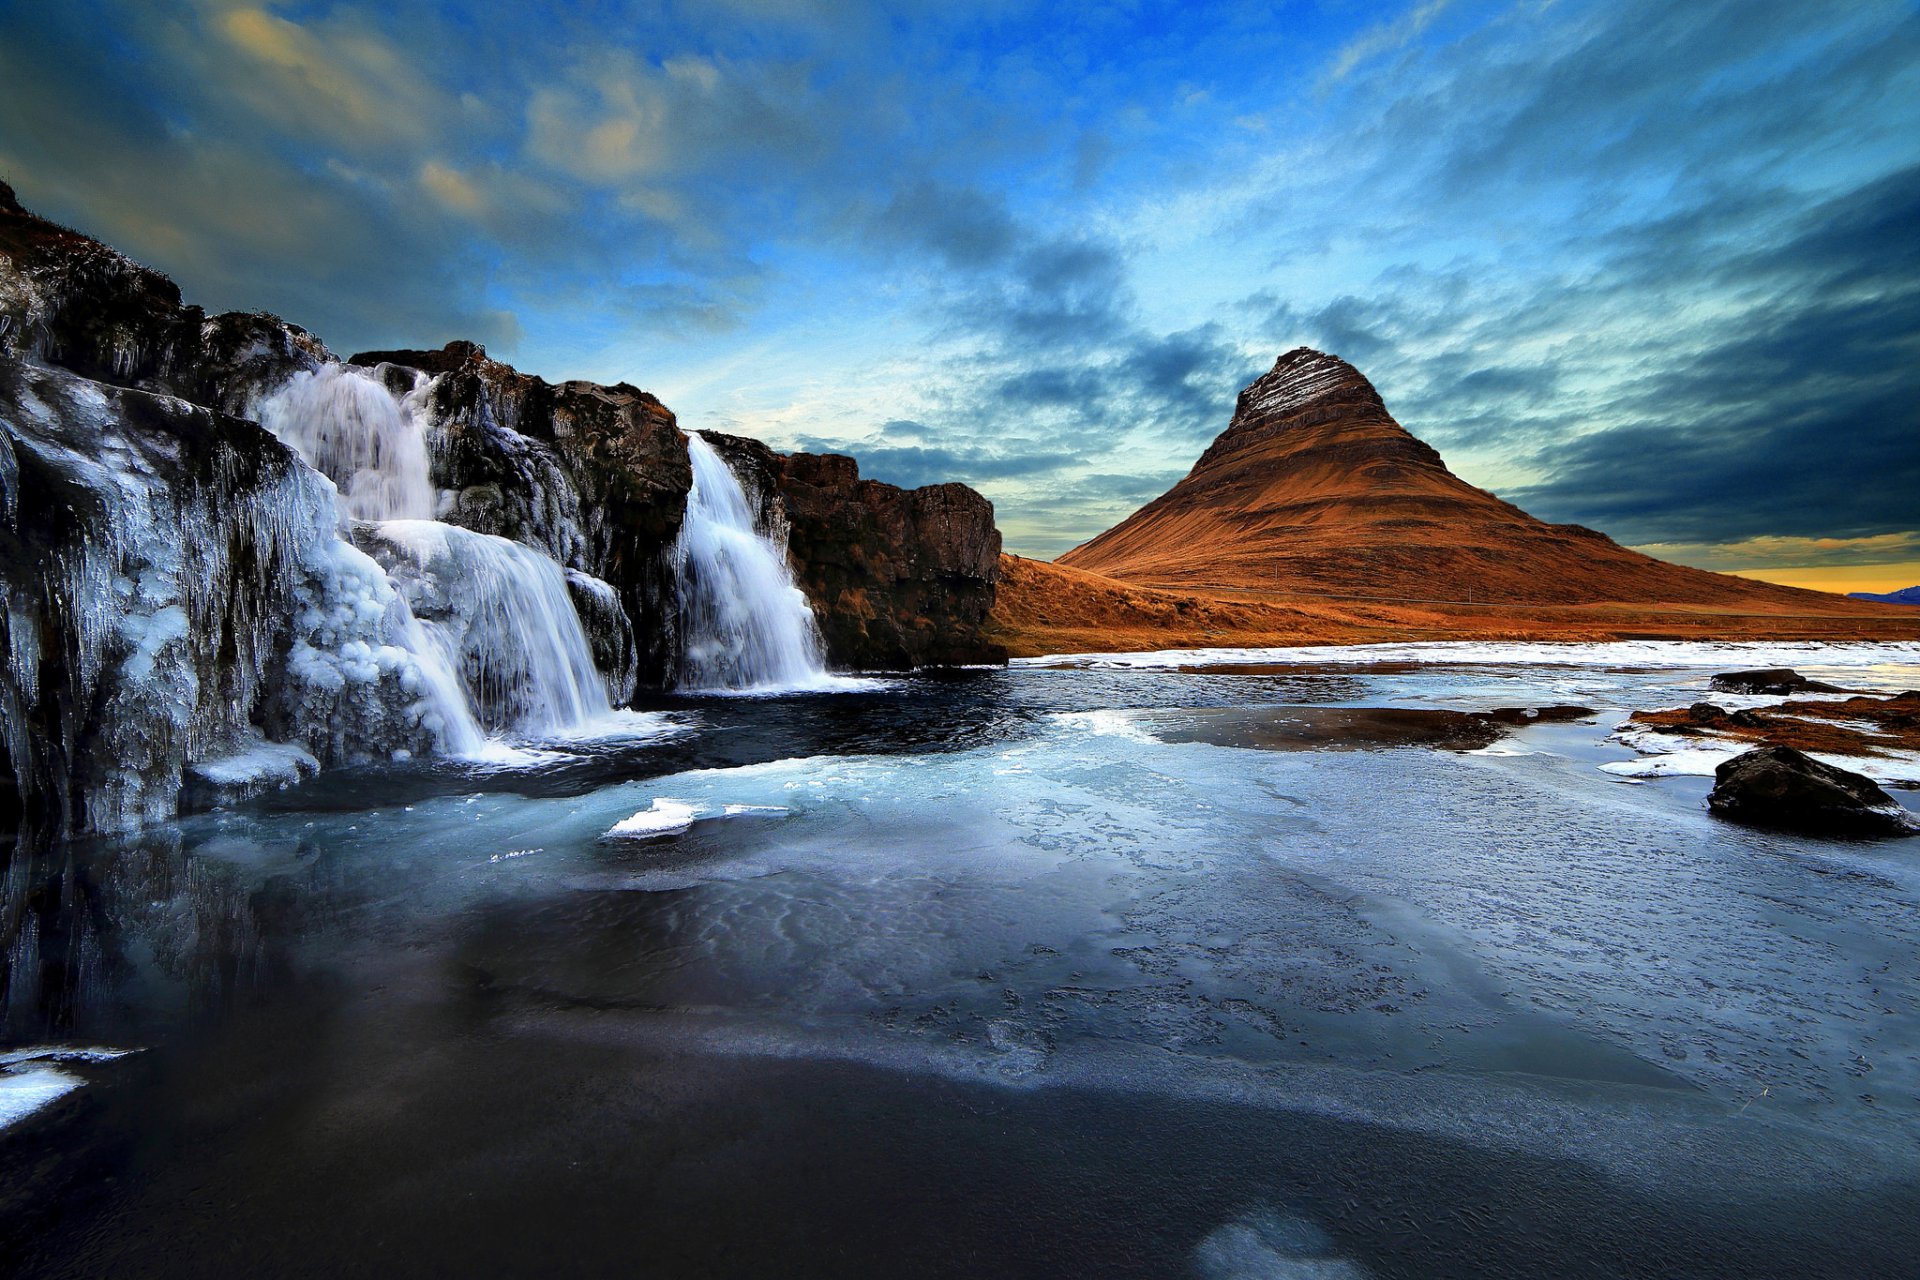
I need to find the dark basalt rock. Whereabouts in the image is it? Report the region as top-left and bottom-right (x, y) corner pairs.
(1685, 702), (1764, 728)
(1706, 745), (1919, 838)
(0, 189), (330, 413)
(1708, 668), (1844, 696)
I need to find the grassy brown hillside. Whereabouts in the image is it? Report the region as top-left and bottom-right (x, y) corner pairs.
(989, 556), (1920, 658)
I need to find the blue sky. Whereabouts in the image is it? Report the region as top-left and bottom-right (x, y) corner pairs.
(3, 0), (1917, 587)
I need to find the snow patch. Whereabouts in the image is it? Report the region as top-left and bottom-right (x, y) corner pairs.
(605, 798), (789, 840)
(0, 1046), (138, 1133)
(1603, 722), (1920, 785)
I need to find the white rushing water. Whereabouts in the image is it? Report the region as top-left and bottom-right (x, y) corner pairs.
(257, 365), (614, 751)
(371, 520), (613, 738)
(673, 433), (833, 693)
(256, 365), (437, 522)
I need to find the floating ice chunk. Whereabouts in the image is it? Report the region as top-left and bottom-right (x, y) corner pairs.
(608, 799), (703, 839)
(1049, 709), (1161, 744)
(605, 798), (789, 840)
(1192, 1207), (1370, 1279)
(187, 738), (320, 788)
(182, 735), (322, 810)
(1603, 722), (1920, 785)
(0, 1046), (138, 1067)
(0, 1066), (80, 1132)
(0, 1047), (137, 1133)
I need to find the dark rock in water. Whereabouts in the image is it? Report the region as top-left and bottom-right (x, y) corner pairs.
(1707, 745), (1919, 838)
(1708, 668), (1844, 695)
(1683, 703), (1765, 729)
(1474, 705), (1595, 726)
(1156, 706), (1505, 752)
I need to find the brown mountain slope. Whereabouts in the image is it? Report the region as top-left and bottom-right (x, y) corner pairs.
(1057, 347), (1876, 612)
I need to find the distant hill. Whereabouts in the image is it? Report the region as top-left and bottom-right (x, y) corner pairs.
(1849, 586), (1920, 606)
(1058, 348), (1882, 613)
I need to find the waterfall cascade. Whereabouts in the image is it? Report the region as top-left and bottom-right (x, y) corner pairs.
(366, 520), (612, 737)
(673, 434), (833, 692)
(256, 367), (437, 522)
(256, 365), (613, 747)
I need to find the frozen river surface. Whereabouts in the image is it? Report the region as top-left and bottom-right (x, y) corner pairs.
(3, 644), (1918, 1277)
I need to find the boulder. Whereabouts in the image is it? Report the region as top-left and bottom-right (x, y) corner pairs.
(1708, 668), (1844, 695)
(1706, 745), (1919, 838)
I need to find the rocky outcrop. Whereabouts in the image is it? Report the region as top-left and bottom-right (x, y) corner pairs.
(1059, 347), (1900, 615)
(352, 346), (1004, 675)
(1709, 668), (1844, 695)
(0, 184), (1005, 838)
(1707, 745), (1919, 838)
(0, 180), (329, 413)
(352, 342), (691, 684)
(700, 434), (1003, 670)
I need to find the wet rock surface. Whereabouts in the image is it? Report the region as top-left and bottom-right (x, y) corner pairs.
(1156, 706), (1496, 751)
(1707, 744), (1920, 838)
(1708, 667), (1845, 695)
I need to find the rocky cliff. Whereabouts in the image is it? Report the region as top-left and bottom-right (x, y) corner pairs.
(0, 182), (1002, 837)
(1061, 347), (1885, 612)
(349, 345), (1003, 679)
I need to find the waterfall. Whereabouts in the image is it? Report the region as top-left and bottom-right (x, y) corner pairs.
(256, 366), (437, 521)
(257, 365), (615, 749)
(366, 521), (612, 737)
(673, 434), (832, 692)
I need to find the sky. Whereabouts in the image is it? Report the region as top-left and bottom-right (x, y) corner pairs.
(2, 0), (1917, 591)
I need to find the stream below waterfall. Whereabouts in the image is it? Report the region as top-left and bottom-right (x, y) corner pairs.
(3, 644), (1920, 1278)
